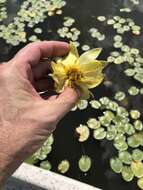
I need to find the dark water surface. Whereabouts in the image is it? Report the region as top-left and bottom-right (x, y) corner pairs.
(1, 0), (143, 190)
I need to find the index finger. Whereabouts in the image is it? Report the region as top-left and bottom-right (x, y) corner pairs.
(13, 41), (69, 66)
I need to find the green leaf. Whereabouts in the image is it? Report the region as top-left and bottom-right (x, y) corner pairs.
(58, 160), (70, 174)
(78, 155), (92, 172)
(132, 149), (143, 161)
(122, 166), (134, 182)
(40, 160), (52, 170)
(93, 127), (106, 140)
(131, 161), (143, 178)
(110, 157), (123, 173)
(137, 177), (143, 189)
(119, 151), (132, 164)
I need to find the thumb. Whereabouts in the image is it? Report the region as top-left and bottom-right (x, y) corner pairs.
(39, 87), (80, 126)
(53, 87), (80, 119)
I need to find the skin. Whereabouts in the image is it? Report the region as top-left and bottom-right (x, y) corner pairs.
(0, 41), (79, 187)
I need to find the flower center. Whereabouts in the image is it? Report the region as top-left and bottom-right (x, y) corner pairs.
(67, 68), (82, 82)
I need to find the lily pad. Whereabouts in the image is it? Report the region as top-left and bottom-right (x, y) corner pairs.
(131, 161), (143, 178)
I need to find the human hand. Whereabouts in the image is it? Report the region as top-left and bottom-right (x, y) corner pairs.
(0, 41), (79, 186)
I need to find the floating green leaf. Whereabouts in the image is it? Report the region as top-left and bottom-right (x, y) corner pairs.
(130, 110), (141, 120)
(124, 123), (135, 135)
(93, 127), (106, 140)
(99, 116), (111, 127)
(78, 155), (92, 172)
(77, 100), (88, 110)
(128, 86), (139, 96)
(131, 161), (143, 178)
(58, 160), (70, 174)
(103, 111), (115, 121)
(90, 100), (101, 109)
(114, 140), (128, 151)
(119, 151), (132, 165)
(87, 118), (101, 129)
(110, 158), (123, 173)
(76, 125), (90, 142)
(124, 69), (135, 76)
(117, 107), (129, 117)
(128, 135), (140, 148)
(137, 177), (143, 189)
(115, 91), (126, 101)
(40, 160), (52, 170)
(121, 166), (134, 182)
(99, 97), (110, 105)
(132, 149), (143, 161)
(106, 125), (117, 140)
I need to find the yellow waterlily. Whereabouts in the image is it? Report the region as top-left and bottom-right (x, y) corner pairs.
(51, 42), (106, 100)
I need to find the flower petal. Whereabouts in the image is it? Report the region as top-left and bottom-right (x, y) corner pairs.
(51, 61), (66, 75)
(76, 82), (91, 100)
(79, 48), (102, 64)
(51, 72), (66, 92)
(69, 41), (79, 57)
(80, 61), (105, 88)
(59, 41), (79, 65)
(81, 73), (104, 88)
(51, 62), (67, 92)
(81, 60), (105, 75)
(54, 78), (66, 92)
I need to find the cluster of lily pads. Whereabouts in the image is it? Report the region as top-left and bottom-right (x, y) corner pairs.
(0, 0), (7, 22)
(98, 15), (141, 35)
(0, 0), (66, 45)
(26, 134), (54, 171)
(57, 155), (92, 174)
(75, 96), (143, 189)
(95, 13), (143, 102)
(71, 3), (143, 188)
(57, 16), (80, 47)
(89, 27), (105, 41)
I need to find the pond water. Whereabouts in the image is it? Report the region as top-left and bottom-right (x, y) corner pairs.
(1, 0), (143, 190)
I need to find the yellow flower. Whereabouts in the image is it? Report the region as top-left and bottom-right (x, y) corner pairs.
(51, 42), (106, 100)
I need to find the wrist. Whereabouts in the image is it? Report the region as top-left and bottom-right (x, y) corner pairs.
(0, 152), (12, 187)
(0, 148), (23, 187)
(0, 153), (13, 185)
